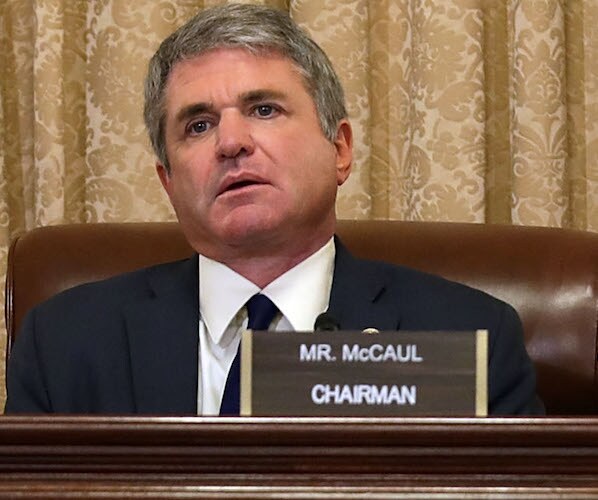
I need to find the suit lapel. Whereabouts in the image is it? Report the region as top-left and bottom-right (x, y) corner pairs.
(328, 238), (402, 331)
(120, 239), (400, 413)
(123, 256), (199, 414)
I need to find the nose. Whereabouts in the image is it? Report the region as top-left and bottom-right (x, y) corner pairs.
(215, 110), (254, 159)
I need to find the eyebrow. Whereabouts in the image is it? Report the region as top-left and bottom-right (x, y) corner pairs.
(240, 89), (288, 105)
(174, 102), (213, 127)
(173, 88), (289, 126)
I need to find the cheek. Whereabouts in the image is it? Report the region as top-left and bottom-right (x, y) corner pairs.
(170, 153), (210, 188)
(169, 140), (212, 179)
(166, 167), (207, 209)
(299, 144), (338, 180)
(285, 153), (339, 204)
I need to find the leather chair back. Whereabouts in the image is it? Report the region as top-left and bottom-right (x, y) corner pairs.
(6, 220), (598, 414)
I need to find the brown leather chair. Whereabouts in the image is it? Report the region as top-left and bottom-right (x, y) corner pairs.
(5, 220), (598, 414)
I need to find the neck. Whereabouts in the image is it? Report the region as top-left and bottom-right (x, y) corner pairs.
(222, 236), (332, 289)
(187, 214), (337, 288)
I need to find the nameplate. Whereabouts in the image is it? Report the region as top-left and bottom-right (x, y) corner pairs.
(240, 330), (487, 416)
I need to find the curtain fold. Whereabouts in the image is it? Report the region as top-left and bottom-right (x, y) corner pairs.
(1, 0), (597, 404)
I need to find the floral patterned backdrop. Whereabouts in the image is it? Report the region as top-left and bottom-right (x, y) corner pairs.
(0, 0), (597, 404)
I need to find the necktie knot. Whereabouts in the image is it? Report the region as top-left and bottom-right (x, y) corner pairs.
(246, 294), (278, 331)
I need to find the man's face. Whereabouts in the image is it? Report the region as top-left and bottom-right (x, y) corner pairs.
(158, 48), (352, 262)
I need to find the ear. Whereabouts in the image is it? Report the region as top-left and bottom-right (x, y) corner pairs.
(333, 119), (353, 186)
(156, 162), (171, 193)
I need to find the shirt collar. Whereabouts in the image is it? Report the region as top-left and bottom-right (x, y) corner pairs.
(262, 238), (335, 331)
(199, 256), (259, 345)
(199, 237), (335, 343)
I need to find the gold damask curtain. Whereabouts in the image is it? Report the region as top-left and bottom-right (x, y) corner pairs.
(0, 0), (597, 401)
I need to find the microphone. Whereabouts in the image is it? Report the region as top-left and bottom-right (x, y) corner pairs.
(314, 312), (340, 331)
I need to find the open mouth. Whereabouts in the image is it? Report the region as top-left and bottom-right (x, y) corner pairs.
(226, 180), (260, 191)
(218, 178), (266, 197)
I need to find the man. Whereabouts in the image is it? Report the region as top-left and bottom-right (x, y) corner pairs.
(5, 3), (543, 415)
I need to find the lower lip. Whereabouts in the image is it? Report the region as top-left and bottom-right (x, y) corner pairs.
(218, 183), (267, 199)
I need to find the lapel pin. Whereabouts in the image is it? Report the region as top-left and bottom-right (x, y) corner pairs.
(362, 327), (379, 335)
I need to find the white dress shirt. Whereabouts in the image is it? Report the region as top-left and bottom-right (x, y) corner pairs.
(197, 238), (335, 415)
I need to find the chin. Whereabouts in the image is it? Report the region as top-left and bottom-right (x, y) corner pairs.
(220, 221), (277, 245)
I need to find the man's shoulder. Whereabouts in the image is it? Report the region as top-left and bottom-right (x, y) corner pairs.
(34, 256), (196, 317)
(344, 249), (502, 302)
(344, 251), (514, 324)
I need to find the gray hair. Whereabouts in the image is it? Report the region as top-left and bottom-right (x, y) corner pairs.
(143, 3), (347, 170)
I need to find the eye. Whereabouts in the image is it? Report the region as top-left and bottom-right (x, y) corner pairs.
(253, 104), (278, 118)
(187, 120), (211, 136)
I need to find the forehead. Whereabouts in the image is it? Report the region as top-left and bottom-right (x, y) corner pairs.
(165, 48), (309, 101)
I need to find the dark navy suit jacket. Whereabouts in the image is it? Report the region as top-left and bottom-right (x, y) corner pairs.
(5, 240), (543, 415)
